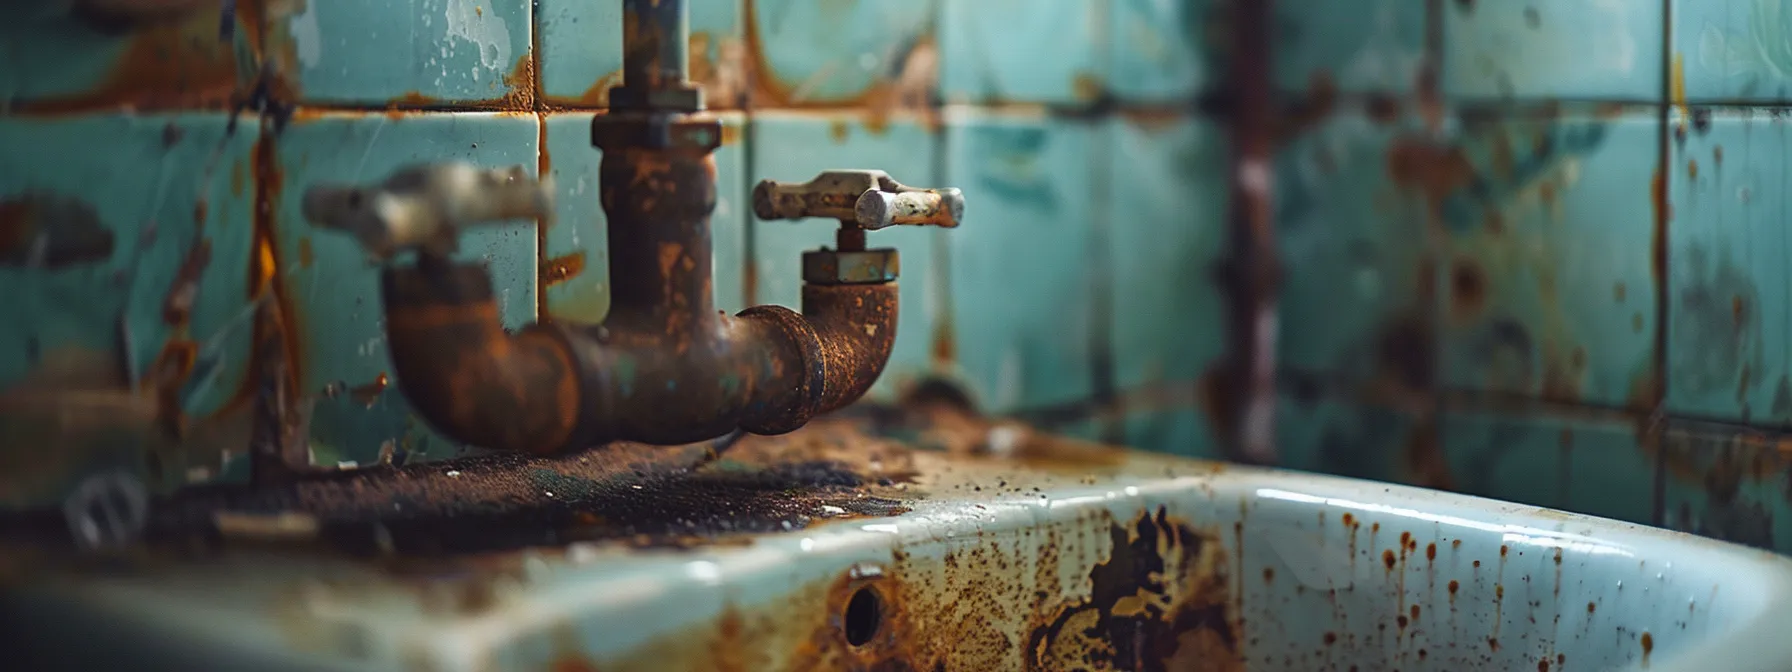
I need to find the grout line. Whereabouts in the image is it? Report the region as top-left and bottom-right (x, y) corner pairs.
(1651, 0), (1673, 529)
(741, 114), (758, 307)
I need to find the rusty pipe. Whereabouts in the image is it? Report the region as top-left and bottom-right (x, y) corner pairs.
(306, 0), (952, 455)
(357, 119), (917, 454)
(609, 0), (702, 112)
(374, 202), (899, 454)
(382, 261), (583, 453)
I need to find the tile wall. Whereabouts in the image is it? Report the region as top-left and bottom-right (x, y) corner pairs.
(4, 1), (1792, 556)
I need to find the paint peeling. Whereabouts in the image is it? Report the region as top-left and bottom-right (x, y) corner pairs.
(287, 0), (321, 70)
(445, 0), (513, 74)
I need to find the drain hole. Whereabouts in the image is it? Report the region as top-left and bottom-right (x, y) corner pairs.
(843, 585), (883, 647)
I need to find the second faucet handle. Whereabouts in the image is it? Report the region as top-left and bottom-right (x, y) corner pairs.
(753, 170), (964, 232)
(302, 162), (554, 262)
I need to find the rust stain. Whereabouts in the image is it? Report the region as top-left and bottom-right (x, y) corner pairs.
(1069, 72), (1105, 102)
(1671, 53), (1688, 127)
(688, 30), (749, 110)
(1121, 109), (1188, 133)
(929, 318), (956, 365)
(555, 69), (625, 108)
(1449, 257), (1488, 322)
(0, 194), (116, 268)
(828, 120), (850, 144)
(236, 125), (304, 413)
(500, 50), (538, 111)
(541, 251), (588, 288)
(296, 236), (314, 269)
(385, 91), (437, 118)
(15, 5), (244, 114)
(1688, 158), (1699, 179)
(349, 372), (390, 408)
(1365, 92), (1401, 126)
(1025, 507), (1241, 671)
(162, 238), (213, 327)
(1387, 137), (1477, 226)
(741, 0), (935, 128)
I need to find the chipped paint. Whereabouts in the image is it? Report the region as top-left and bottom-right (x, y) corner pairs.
(444, 0), (514, 74)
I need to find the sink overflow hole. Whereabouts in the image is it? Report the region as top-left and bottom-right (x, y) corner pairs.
(843, 585), (883, 647)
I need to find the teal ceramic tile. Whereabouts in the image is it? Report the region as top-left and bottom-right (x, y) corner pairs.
(0, 3), (254, 110)
(539, 0), (746, 108)
(1673, 0), (1792, 102)
(541, 113), (607, 323)
(0, 112), (260, 499)
(711, 114), (750, 315)
(273, 112), (539, 468)
(944, 109), (1098, 412)
(1443, 0), (1665, 101)
(1107, 0), (1212, 101)
(1440, 109), (1659, 408)
(267, 0), (532, 105)
(1106, 115), (1225, 391)
(1666, 109), (1792, 425)
(542, 112), (748, 323)
(1119, 407), (1220, 460)
(748, 0), (935, 108)
(1275, 395), (1421, 485)
(749, 111), (938, 401)
(1274, 0), (1428, 94)
(1276, 112), (1433, 392)
(1441, 408), (1657, 525)
(941, 0), (1105, 105)
(1662, 419), (1792, 554)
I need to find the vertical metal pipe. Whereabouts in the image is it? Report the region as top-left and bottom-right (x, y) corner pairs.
(621, 0), (689, 95)
(1222, 0), (1280, 466)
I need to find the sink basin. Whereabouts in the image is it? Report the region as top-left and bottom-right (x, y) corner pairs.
(4, 407), (1791, 671)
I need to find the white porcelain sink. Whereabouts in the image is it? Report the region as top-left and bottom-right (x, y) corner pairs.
(3, 414), (1790, 671)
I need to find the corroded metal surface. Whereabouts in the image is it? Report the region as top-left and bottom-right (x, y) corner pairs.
(381, 262), (584, 457)
(282, 0), (960, 458)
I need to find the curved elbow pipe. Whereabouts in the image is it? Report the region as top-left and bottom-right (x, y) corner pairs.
(381, 264), (582, 454)
(379, 263), (900, 456)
